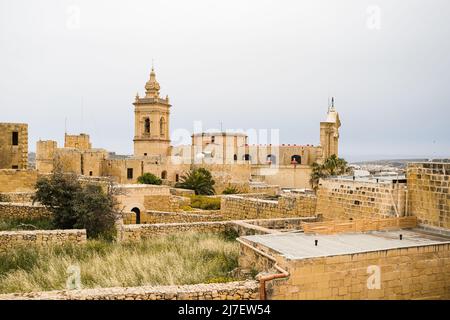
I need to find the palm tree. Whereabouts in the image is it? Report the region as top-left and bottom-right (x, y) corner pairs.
(175, 167), (216, 195)
(310, 155), (350, 191)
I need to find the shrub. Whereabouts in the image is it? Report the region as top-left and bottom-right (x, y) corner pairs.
(175, 168), (215, 195)
(137, 173), (162, 185)
(33, 171), (118, 240)
(190, 195), (221, 210)
(222, 186), (240, 194)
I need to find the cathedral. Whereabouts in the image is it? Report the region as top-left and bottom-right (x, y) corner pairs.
(31, 67), (341, 192)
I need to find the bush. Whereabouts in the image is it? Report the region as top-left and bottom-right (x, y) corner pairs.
(175, 168), (215, 195)
(0, 217), (55, 231)
(33, 171), (118, 240)
(137, 173), (162, 185)
(222, 186), (240, 194)
(190, 195), (221, 210)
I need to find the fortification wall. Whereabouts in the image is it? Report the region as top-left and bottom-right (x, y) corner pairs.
(0, 229), (86, 253)
(407, 162), (450, 230)
(0, 202), (51, 220)
(315, 179), (407, 220)
(267, 242), (450, 300)
(119, 221), (229, 241)
(0, 192), (35, 203)
(220, 194), (316, 220)
(0, 280), (259, 300)
(0, 170), (39, 192)
(123, 210), (222, 224)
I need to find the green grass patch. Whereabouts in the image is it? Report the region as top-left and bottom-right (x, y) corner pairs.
(0, 231), (241, 294)
(0, 217), (55, 231)
(190, 195), (221, 210)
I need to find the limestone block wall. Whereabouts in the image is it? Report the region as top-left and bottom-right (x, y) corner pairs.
(0, 192), (35, 203)
(0, 123), (28, 170)
(268, 242), (450, 300)
(119, 221), (229, 241)
(0, 229), (86, 253)
(0, 170), (38, 192)
(315, 179), (407, 220)
(407, 162), (450, 230)
(0, 202), (51, 220)
(0, 280), (259, 300)
(123, 210), (223, 224)
(220, 194), (316, 220)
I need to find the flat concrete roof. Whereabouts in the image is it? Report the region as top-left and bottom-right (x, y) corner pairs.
(241, 229), (450, 260)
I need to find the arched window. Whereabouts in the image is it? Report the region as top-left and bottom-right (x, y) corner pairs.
(175, 173), (179, 182)
(160, 117), (165, 136)
(291, 155), (301, 164)
(233, 154), (238, 161)
(144, 118), (150, 134)
(267, 154), (276, 164)
(161, 170), (167, 179)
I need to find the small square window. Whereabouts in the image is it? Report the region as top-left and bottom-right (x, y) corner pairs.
(12, 165), (19, 169)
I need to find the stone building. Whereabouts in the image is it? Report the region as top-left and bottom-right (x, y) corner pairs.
(0, 123), (28, 169)
(33, 67), (341, 190)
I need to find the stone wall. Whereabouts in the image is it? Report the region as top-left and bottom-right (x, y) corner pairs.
(119, 221), (229, 241)
(0, 280), (259, 300)
(122, 210), (223, 224)
(407, 162), (450, 230)
(220, 194), (316, 220)
(0, 123), (28, 170)
(0, 229), (86, 253)
(268, 242), (450, 300)
(0, 192), (35, 203)
(0, 202), (51, 220)
(0, 170), (38, 192)
(315, 178), (407, 220)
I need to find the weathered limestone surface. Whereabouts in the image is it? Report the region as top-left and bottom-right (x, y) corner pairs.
(0, 192), (35, 203)
(267, 243), (450, 300)
(120, 221), (229, 241)
(0, 229), (86, 252)
(0, 280), (259, 300)
(220, 194), (316, 220)
(407, 162), (450, 229)
(0, 202), (51, 219)
(123, 210), (223, 224)
(0, 170), (38, 192)
(315, 179), (407, 220)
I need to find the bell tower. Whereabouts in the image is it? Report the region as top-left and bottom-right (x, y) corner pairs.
(133, 67), (171, 157)
(320, 97), (341, 159)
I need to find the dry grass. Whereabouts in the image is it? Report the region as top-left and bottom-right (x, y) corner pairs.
(0, 232), (240, 294)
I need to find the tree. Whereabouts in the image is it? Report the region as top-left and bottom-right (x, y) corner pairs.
(33, 171), (118, 240)
(175, 167), (215, 195)
(137, 172), (162, 185)
(310, 155), (350, 191)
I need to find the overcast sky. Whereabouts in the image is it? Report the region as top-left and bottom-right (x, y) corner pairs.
(1, 0), (449, 162)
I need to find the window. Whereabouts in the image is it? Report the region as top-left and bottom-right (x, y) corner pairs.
(243, 154), (251, 161)
(12, 165), (18, 169)
(160, 117), (165, 136)
(144, 153), (147, 156)
(127, 168), (133, 179)
(211, 136), (215, 143)
(161, 170), (167, 179)
(291, 155), (301, 164)
(89, 171), (93, 176)
(233, 154), (238, 161)
(267, 154), (276, 164)
(12, 132), (18, 146)
(175, 174), (179, 182)
(144, 118), (150, 134)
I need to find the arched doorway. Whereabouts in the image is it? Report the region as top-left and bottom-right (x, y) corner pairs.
(161, 170), (167, 179)
(131, 207), (141, 224)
